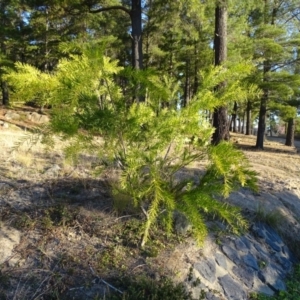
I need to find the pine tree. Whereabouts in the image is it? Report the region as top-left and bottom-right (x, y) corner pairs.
(5, 43), (258, 246)
(250, 0), (300, 149)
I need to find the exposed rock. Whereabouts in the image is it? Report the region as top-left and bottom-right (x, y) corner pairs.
(27, 112), (49, 123)
(234, 237), (248, 253)
(232, 265), (255, 288)
(171, 219), (296, 300)
(205, 292), (222, 300)
(222, 245), (240, 263)
(242, 253), (259, 271)
(4, 111), (20, 120)
(194, 258), (216, 283)
(44, 164), (61, 177)
(0, 226), (21, 264)
(258, 266), (286, 292)
(219, 274), (247, 300)
(39, 114), (50, 123)
(173, 211), (192, 235)
(215, 252), (227, 269)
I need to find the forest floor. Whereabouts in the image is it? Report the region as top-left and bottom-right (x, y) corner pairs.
(0, 107), (300, 299)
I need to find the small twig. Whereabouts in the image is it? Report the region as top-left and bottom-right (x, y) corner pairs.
(89, 265), (96, 275)
(114, 214), (139, 222)
(30, 263), (60, 300)
(158, 209), (167, 216)
(163, 141), (173, 161)
(89, 265), (123, 294)
(99, 278), (123, 294)
(69, 286), (84, 291)
(13, 273), (25, 300)
(140, 205), (149, 219)
(131, 264), (147, 272)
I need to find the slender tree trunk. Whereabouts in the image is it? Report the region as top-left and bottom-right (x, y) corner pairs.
(212, 3), (229, 145)
(131, 0), (143, 71)
(229, 116), (232, 131)
(0, 38), (9, 105)
(183, 58), (190, 108)
(89, 2), (142, 71)
(231, 101), (238, 132)
(256, 1), (277, 148)
(1, 80), (9, 105)
(241, 112), (245, 134)
(256, 90), (267, 148)
(256, 62), (270, 149)
(193, 43), (199, 96)
(285, 118), (295, 146)
(246, 100), (251, 135)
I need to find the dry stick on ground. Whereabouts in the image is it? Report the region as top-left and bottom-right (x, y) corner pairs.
(89, 265), (123, 294)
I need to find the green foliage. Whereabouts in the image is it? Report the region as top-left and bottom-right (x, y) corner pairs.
(105, 276), (195, 300)
(296, 117), (300, 136)
(5, 63), (57, 105)
(6, 44), (258, 247)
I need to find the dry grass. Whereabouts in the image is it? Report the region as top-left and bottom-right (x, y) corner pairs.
(0, 124), (181, 299)
(231, 132), (300, 180)
(0, 121), (300, 299)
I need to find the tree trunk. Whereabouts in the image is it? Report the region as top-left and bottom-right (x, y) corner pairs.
(241, 112), (245, 134)
(1, 80), (9, 106)
(285, 118), (295, 147)
(212, 107), (229, 143)
(231, 101), (237, 132)
(255, 61), (270, 149)
(131, 0), (143, 71)
(193, 44), (199, 96)
(246, 100), (251, 135)
(182, 58), (190, 108)
(255, 90), (267, 149)
(212, 3), (228, 145)
(256, 0), (277, 148)
(88, 2), (142, 71)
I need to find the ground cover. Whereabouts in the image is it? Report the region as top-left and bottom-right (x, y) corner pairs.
(0, 108), (300, 299)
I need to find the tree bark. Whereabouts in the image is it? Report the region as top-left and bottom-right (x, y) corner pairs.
(246, 100), (251, 135)
(131, 0), (143, 70)
(255, 90), (267, 149)
(213, 107), (229, 144)
(241, 112), (245, 134)
(255, 61), (270, 149)
(212, 3), (229, 145)
(256, 1), (278, 148)
(89, 1), (142, 70)
(182, 58), (190, 108)
(0, 80), (9, 105)
(285, 118), (295, 146)
(89, 1), (143, 102)
(193, 43), (199, 96)
(231, 101), (238, 132)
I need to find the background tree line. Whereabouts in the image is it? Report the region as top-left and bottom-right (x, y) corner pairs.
(1, 0), (300, 147)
